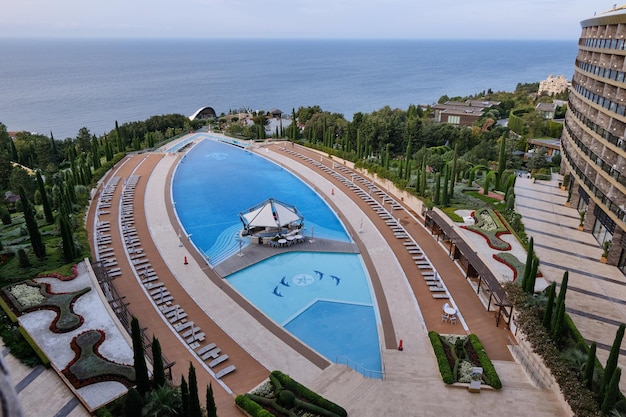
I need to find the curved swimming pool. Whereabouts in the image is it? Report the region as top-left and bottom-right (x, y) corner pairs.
(172, 136), (382, 376)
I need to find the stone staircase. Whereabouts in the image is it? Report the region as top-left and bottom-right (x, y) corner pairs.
(307, 364), (382, 407)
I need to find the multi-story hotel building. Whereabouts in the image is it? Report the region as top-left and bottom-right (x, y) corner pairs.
(562, 5), (626, 274)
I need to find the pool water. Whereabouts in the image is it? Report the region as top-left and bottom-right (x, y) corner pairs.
(172, 137), (349, 263)
(172, 136), (382, 376)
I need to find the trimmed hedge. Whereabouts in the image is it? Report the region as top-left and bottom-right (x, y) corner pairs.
(428, 331), (454, 384)
(271, 370), (347, 417)
(468, 334), (502, 389)
(235, 394), (275, 417)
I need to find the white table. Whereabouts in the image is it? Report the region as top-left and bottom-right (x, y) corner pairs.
(278, 239), (287, 247)
(444, 306), (457, 316)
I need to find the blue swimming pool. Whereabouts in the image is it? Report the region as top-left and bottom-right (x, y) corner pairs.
(172, 136), (382, 376)
(172, 137), (349, 264)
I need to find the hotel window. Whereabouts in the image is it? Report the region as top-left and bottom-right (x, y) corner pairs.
(447, 115), (460, 125)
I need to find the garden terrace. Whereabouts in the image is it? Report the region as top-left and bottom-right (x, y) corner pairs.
(425, 209), (513, 328)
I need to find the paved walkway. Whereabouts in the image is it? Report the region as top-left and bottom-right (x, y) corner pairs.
(514, 174), (626, 392)
(69, 135), (571, 416)
(0, 342), (90, 417)
(133, 136), (564, 416)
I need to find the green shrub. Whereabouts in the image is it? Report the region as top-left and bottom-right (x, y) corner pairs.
(468, 334), (502, 389)
(235, 395), (276, 417)
(94, 407), (113, 417)
(270, 370), (347, 417)
(428, 331), (454, 384)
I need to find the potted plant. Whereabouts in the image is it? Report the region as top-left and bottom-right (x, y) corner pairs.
(565, 190), (572, 207)
(577, 211), (586, 231)
(601, 240), (611, 263)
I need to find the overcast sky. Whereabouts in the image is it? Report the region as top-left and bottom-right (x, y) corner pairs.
(0, 1), (618, 40)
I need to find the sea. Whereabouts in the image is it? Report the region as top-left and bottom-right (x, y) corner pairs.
(0, 38), (578, 139)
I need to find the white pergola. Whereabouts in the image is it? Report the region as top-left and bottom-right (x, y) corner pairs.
(239, 198), (303, 234)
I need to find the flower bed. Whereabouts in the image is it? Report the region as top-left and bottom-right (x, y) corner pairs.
(62, 329), (135, 389)
(1, 280), (90, 333)
(428, 331), (502, 389)
(462, 208), (511, 250)
(1, 262), (134, 411)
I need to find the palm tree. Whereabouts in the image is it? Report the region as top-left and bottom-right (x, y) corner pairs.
(141, 385), (182, 417)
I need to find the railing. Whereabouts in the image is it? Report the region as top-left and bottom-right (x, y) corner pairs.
(92, 262), (175, 378)
(335, 356), (384, 380)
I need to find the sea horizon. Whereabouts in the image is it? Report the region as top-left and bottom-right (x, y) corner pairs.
(0, 38), (577, 138)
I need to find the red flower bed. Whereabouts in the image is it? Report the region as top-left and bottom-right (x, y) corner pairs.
(62, 329), (135, 389)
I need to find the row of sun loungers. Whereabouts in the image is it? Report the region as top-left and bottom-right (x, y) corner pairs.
(279, 147), (452, 304)
(115, 175), (236, 380)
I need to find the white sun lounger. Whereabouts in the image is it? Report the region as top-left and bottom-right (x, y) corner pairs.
(215, 364), (236, 379)
(196, 343), (217, 356)
(202, 348), (222, 361)
(208, 354), (228, 368)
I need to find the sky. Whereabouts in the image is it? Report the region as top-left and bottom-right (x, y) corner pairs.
(0, 1), (620, 40)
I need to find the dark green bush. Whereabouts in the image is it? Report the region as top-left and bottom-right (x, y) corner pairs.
(235, 394), (275, 417)
(468, 334), (502, 389)
(428, 331), (454, 384)
(270, 370), (347, 417)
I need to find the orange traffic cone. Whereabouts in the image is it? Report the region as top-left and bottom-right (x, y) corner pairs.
(184, 256), (188, 265)
(398, 339), (404, 351)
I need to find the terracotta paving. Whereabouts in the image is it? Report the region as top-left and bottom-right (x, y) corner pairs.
(88, 154), (267, 416)
(266, 143), (515, 361)
(80, 138), (556, 416)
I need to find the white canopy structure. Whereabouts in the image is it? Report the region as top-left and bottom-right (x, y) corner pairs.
(239, 198), (304, 234)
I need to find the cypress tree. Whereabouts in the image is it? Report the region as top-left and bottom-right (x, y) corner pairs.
(206, 383), (217, 417)
(450, 143), (458, 198)
(483, 171), (492, 196)
(497, 134), (507, 189)
(404, 139), (412, 181)
(59, 207), (76, 263)
(600, 323), (625, 399)
(180, 376), (189, 417)
(50, 131), (58, 164)
(19, 186), (45, 259)
(115, 120), (124, 152)
(583, 342), (597, 390)
(124, 387), (143, 417)
(384, 143), (390, 171)
(36, 170), (54, 224)
(131, 317), (150, 397)
(601, 367), (621, 414)
(551, 297), (566, 344)
(290, 108), (298, 142)
(188, 363), (202, 417)
(526, 256), (539, 294)
(542, 282), (556, 330)
(520, 237), (534, 290)
(554, 271), (568, 317)
(151, 336), (166, 389)
(420, 163), (427, 196)
(9, 139), (18, 161)
(433, 173), (441, 205)
(442, 165), (450, 207)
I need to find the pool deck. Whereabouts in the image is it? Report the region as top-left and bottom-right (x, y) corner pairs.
(213, 238), (358, 276)
(77, 136), (572, 417)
